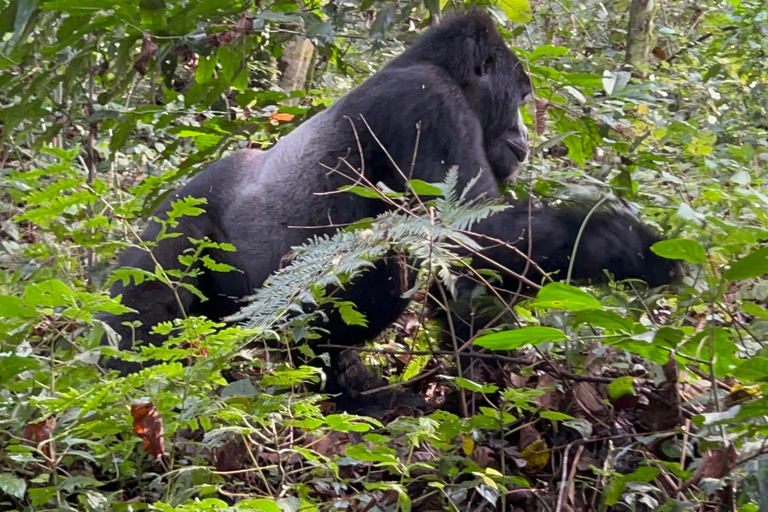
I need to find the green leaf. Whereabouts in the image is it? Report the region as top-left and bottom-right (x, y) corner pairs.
(455, 377), (498, 394)
(201, 255), (238, 273)
(497, 0), (532, 23)
(338, 302), (368, 327)
(0, 295), (36, 318)
(573, 309), (633, 331)
(0, 473), (26, 500)
(474, 326), (566, 351)
(0, 354), (40, 382)
(234, 499), (281, 512)
(703, 63), (723, 82)
(23, 279), (75, 308)
(338, 184), (383, 199)
(409, 179), (443, 197)
(650, 238), (706, 264)
(539, 410), (574, 421)
(734, 357), (768, 382)
(195, 54), (217, 84)
(325, 414), (375, 432)
(533, 282), (601, 311)
(530, 44), (568, 61)
(424, 0), (440, 16)
(723, 247), (768, 280)
(608, 376), (636, 400)
(741, 302), (768, 321)
(346, 444), (398, 463)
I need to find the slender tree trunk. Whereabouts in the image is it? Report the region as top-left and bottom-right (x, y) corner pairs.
(625, 0), (657, 66)
(278, 36), (314, 106)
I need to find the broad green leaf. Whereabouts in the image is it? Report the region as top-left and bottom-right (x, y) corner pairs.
(651, 238), (706, 264)
(455, 377), (498, 394)
(497, 0), (532, 23)
(0, 473), (26, 499)
(338, 184), (384, 199)
(326, 414), (375, 432)
(573, 310), (633, 331)
(346, 444), (398, 463)
(533, 282), (601, 311)
(723, 247), (768, 280)
(608, 376), (636, 400)
(741, 301), (768, 321)
(0, 354), (40, 381)
(409, 179), (443, 197)
(733, 357), (768, 382)
(530, 44), (568, 61)
(474, 326), (566, 351)
(234, 499), (281, 512)
(195, 54), (216, 84)
(0, 295), (36, 318)
(540, 411), (574, 421)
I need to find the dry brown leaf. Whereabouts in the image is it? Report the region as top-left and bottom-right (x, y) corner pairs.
(470, 446), (494, 468)
(699, 444), (737, 479)
(681, 444), (737, 492)
(23, 417), (56, 458)
(573, 382), (608, 416)
(270, 112), (295, 125)
(134, 34), (159, 76)
(131, 402), (165, 461)
(535, 373), (559, 410)
(214, 439), (247, 472)
(651, 46), (667, 60)
(534, 97), (549, 135)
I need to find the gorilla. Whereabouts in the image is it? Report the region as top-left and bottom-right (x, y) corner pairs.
(101, 11), (678, 406)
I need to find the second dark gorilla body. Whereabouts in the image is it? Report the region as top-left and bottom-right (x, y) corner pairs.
(103, 12), (677, 406)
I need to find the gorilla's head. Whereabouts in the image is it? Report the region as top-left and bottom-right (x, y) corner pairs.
(395, 11), (532, 182)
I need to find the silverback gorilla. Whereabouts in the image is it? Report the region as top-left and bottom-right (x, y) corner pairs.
(102, 12), (677, 407)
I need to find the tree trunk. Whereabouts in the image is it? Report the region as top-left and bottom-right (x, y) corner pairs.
(278, 36), (315, 106)
(625, 0), (657, 66)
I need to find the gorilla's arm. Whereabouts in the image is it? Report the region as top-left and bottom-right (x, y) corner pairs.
(311, 203), (678, 411)
(472, 203), (676, 289)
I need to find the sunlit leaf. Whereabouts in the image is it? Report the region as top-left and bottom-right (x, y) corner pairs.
(651, 238), (707, 264)
(475, 327), (566, 351)
(723, 247), (768, 280)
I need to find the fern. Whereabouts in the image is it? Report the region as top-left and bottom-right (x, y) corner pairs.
(232, 172), (506, 345)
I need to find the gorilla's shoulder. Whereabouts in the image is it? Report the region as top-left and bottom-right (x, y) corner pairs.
(174, 149), (265, 203)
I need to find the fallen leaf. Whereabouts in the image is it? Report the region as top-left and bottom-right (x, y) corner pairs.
(520, 438), (549, 474)
(651, 46), (667, 60)
(470, 446), (494, 468)
(214, 439), (247, 472)
(270, 112), (295, 125)
(23, 417), (56, 459)
(134, 34), (159, 76)
(573, 382), (608, 416)
(131, 402), (165, 461)
(699, 444), (737, 479)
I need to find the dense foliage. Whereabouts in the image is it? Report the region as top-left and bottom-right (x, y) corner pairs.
(1, 0), (767, 510)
